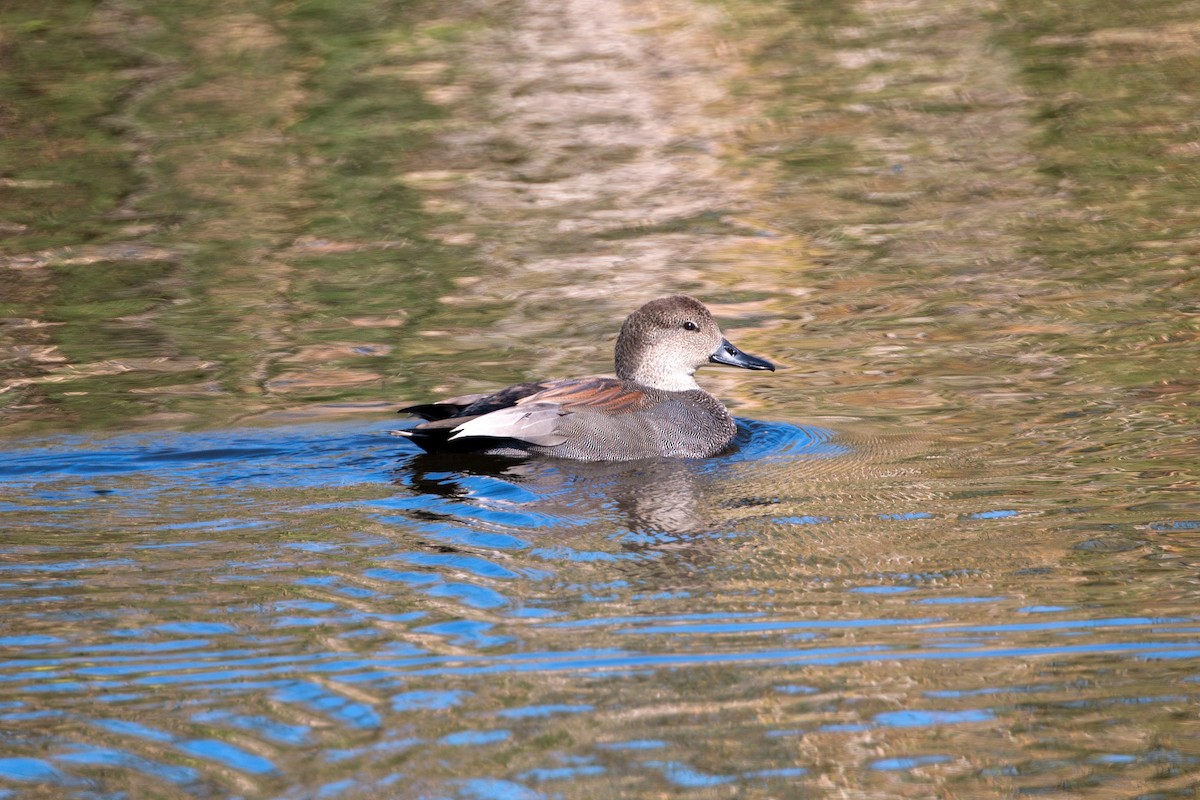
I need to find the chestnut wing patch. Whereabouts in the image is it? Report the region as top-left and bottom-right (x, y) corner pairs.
(516, 377), (651, 415)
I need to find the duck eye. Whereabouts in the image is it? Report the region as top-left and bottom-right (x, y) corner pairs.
(682, 320), (699, 332)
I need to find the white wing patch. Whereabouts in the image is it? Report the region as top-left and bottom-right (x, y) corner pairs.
(448, 402), (568, 447)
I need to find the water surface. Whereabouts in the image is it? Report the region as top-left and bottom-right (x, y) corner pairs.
(2, 0), (1199, 797)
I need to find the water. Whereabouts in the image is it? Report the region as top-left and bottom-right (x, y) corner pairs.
(3, 419), (1197, 797)
(3, 0), (1200, 797)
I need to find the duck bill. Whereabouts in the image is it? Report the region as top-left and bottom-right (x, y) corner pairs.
(709, 338), (775, 371)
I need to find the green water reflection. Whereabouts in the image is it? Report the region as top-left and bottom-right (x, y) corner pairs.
(1, 0), (485, 432)
(4, 0), (1194, 436)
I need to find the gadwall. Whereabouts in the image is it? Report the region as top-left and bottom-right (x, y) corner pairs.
(396, 295), (775, 461)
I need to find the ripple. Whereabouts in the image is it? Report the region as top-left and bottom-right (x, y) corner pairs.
(178, 739), (278, 775)
(721, 419), (848, 464)
(870, 755), (952, 771)
(1, 416), (1197, 799)
(0, 757), (66, 783)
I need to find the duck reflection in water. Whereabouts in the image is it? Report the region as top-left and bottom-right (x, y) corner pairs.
(395, 295), (774, 461)
(394, 416), (847, 540)
(396, 450), (733, 539)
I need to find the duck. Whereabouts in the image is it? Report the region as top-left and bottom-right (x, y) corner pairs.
(395, 295), (775, 461)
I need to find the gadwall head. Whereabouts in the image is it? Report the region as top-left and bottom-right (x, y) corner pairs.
(614, 294), (774, 391)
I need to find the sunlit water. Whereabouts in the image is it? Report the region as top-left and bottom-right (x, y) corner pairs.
(3, 419), (1198, 798)
(3, 0), (1200, 796)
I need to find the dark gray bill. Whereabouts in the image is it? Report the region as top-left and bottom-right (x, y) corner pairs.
(709, 338), (775, 371)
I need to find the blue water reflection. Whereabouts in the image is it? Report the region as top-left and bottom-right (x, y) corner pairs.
(1, 418), (1198, 798)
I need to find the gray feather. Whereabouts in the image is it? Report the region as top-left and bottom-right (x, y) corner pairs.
(449, 402), (568, 447)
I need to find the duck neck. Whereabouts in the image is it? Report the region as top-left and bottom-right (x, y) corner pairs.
(617, 353), (702, 392)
